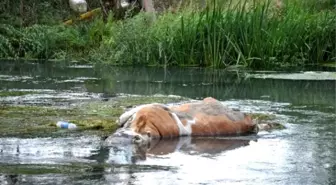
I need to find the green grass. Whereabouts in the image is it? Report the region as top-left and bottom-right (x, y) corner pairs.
(90, 0), (335, 69)
(0, 21), (105, 60)
(1, 0), (335, 70)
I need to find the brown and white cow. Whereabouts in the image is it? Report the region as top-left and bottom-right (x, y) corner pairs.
(104, 97), (259, 147)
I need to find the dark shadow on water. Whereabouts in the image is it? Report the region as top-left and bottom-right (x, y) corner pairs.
(148, 137), (252, 156)
(104, 136), (254, 164)
(92, 136), (254, 184)
(3, 174), (19, 185)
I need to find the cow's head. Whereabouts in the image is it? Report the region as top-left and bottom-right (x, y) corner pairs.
(104, 128), (152, 147)
(104, 103), (174, 149)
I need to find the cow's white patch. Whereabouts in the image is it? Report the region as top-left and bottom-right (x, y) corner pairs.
(118, 105), (148, 127)
(118, 103), (170, 127)
(171, 113), (196, 136)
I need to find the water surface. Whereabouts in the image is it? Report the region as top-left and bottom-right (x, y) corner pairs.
(0, 60), (335, 185)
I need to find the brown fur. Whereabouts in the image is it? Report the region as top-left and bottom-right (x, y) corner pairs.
(130, 105), (180, 138)
(127, 97), (257, 139)
(190, 113), (254, 136)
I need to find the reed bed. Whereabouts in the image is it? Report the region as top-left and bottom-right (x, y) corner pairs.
(92, 0), (335, 69)
(1, 0), (335, 69)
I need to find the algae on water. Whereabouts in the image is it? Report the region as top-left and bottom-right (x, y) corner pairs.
(0, 94), (283, 137)
(0, 91), (38, 97)
(0, 95), (188, 137)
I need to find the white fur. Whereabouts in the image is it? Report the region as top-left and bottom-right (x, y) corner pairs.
(171, 113), (196, 136)
(118, 103), (170, 127)
(119, 105), (148, 127)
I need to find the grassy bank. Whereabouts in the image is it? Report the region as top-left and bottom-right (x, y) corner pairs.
(0, 0), (335, 69)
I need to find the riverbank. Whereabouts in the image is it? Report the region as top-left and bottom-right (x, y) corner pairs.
(0, 0), (335, 70)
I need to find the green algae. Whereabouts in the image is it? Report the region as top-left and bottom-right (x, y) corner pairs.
(0, 105), (79, 117)
(249, 113), (286, 131)
(0, 91), (38, 97)
(0, 163), (104, 175)
(68, 96), (188, 131)
(263, 122), (286, 130)
(0, 94), (283, 137)
(250, 113), (276, 121)
(0, 95), (188, 137)
(111, 96), (188, 108)
(70, 117), (119, 131)
(0, 163), (174, 175)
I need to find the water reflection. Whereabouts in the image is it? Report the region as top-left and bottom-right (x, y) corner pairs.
(103, 137), (255, 185)
(0, 61), (335, 106)
(0, 60), (335, 185)
(105, 137), (254, 164)
(0, 135), (254, 185)
(147, 137), (252, 156)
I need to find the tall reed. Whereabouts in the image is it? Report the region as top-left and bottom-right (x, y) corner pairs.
(94, 0), (335, 69)
(1, 0), (334, 69)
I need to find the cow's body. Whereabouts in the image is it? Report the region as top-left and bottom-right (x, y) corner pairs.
(105, 97), (258, 146)
(168, 97), (256, 137)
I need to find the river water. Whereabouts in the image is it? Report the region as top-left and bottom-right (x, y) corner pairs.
(0, 60), (335, 185)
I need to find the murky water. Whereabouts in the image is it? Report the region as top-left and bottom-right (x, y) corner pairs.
(0, 60), (335, 185)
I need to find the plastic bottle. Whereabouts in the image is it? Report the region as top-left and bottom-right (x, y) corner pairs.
(56, 121), (77, 130)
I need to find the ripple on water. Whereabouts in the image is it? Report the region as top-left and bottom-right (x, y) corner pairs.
(0, 89), (103, 106)
(0, 98), (334, 185)
(0, 136), (102, 165)
(0, 75), (34, 81)
(247, 71), (336, 80)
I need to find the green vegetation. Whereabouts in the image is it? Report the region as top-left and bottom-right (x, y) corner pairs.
(0, 94), (284, 137)
(0, 95), (188, 137)
(0, 163), (174, 175)
(250, 113), (286, 131)
(0, 23), (100, 60)
(0, 91), (38, 97)
(0, 0), (101, 26)
(0, 0), (335, 69)
(0, 0), (101, 60)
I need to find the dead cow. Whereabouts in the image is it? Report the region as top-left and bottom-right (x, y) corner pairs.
(105, 97), (259, 147)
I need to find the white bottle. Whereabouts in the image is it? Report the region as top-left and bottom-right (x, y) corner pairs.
(56, 121), (77, 130)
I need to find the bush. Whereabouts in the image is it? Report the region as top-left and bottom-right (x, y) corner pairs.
(0, 16), (111, 60)
(90, 0), (335, 69)
(1, 0), (335, 70)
